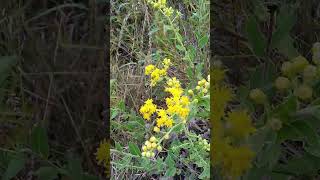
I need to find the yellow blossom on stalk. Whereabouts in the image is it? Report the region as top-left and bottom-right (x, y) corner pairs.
(222, 146), (255, 179)
(95, 139), (109, 166)
(145, 64), (155, 75)
(156, 109), (173, 128)
(150, 68), (166, 86)
(139, 99), (157, 120)
(226, 110), (256, 138)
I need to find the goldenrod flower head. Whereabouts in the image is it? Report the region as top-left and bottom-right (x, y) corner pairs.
(139, 99), (157, 120)
(226, 110), (256, 138)
(180, 96), (190, 106)
(156, 109), (173, 128)
(95, 139), (109, 165)
(145, 64), (155, 75)
(222, 146), (255, 178)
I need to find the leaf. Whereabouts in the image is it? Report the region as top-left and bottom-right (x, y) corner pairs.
(245, 16), (267, 57)
(293, 121), (320, 157)
(198, 35), (209, 48)
(165, 167), (176, 177)
(272, 35), (298, 59)
(171, 123), (184, 133)
(30, 125), (49, 159)
(271, 6), (296, 48)
(272, 95), (297, 123)
(128, 143), (140, 156)
(66, 154), (83, 180)
(2, 153), (26, 180)
(176, 44), (185, 51)
(34, 166), (59, 180)
(0, 56), (18, 86)
(273, 153), (320, 176)
(198, 166), (210, 179)
(187, 45), (196, 61)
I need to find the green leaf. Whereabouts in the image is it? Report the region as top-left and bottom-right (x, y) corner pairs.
(176, 44), (185, 51)
(171, 123), (184, 133)
(0, 56), (18, 86)
(198, 166), (210, 179)
(165, 167), (176, 177)
(30, 125), (49, 159)
(198, 35), (209, 48)
(272, 35), (298, 59)
(2, 153), (26, 180)
(34, 166), (59, 180)
(67, 155), (83, 180)
(245, 16), (267, 57)
(273, 153), (320, 176)
(128, 143), (140, 156)
(271, 6), (296, 48)
(272, 95), (297, 123)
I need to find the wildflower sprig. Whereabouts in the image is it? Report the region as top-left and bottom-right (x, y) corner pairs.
(212, 67), (256, 179)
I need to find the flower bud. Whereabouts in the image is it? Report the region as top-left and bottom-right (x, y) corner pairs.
(269, 118), (282, 131)
(281, 61), (293, 77)
(202, 88), (208, 94)
(153, 126), (160, 133)
(303, 65), (317, 82)
(151, 142), (157, 148)
(249, 88), (267, 105)
(142, 152), (146, 157)
(157, 146), (162, 151)
(142, 146), (147, 151)
(274, 76), (290, 91)
(150, 136), (156, 142)
(292, 56), (309, 73)
(294, 85), (313, 100)
(164, 134), (170, 140)
(193, 99), (199, 104)
(196, 86), (201, 90)
(188, 89), (194, 95)
(146, 151), (151, 158)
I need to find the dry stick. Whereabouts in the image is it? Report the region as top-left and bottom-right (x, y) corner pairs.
(42, 73), (53, 127)
(61, 95), (98, 175)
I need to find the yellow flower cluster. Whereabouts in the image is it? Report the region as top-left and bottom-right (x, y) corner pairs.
(95, 139), (110, 175)
(139, 99), (157, 121)
(211, 68), (256, 179)
(215, 141), (255, 178)
(147, 0), (174, 17)
(165, 77), (190, 122)
(145, 58), (171, 86)
(272, 48), (320, 101)
(195, 78), (210, 94)
(141, 136), (162, 158)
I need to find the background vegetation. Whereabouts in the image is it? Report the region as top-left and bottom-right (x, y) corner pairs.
(0, 0), (106, 179)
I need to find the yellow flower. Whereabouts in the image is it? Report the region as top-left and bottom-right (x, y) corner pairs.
(95, 139), (109, 165)
(226, 110), (256, 138)
(180, 96), (190, 106)
(222, 146), (255, 179)
(162, 58), (171, 67)
(156, 109), (173, 128)
(145, 65), (155, 75)
(139, 99), (157, 120)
